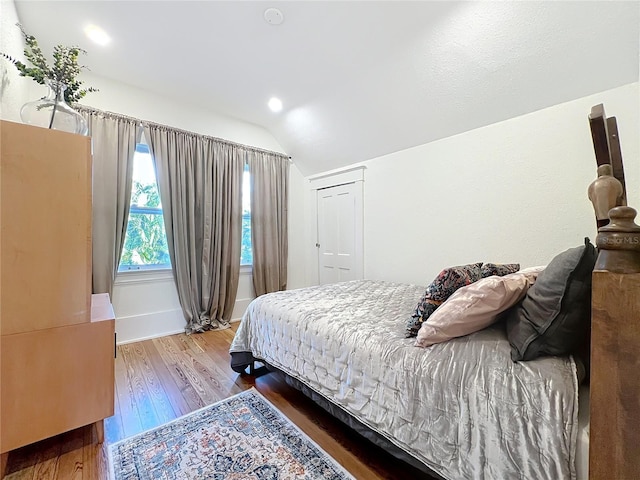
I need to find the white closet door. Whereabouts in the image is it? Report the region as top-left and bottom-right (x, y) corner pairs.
(317, 182), (361, 285)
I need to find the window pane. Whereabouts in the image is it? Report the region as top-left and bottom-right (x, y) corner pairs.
(241, 167), (252, 265)
(241, 214), (252, 265)
(131, 146), (161, 209)
(242, 166), (250, 213)
(119, 144), (171, 271)
(120, 212), (171, 267)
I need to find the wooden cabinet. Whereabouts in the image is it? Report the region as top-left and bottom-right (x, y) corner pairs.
(0, 121), (114, 458)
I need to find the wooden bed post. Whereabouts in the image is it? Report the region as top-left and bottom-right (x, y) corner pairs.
(589, 206), (640, 480)
(589, 104), (627, 205)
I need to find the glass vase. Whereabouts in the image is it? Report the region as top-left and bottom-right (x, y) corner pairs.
(20, 79), (88, 135)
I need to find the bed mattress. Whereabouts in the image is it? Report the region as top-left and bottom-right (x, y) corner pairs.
(230, 280), (579, 480)
(576, 385), (590, 480)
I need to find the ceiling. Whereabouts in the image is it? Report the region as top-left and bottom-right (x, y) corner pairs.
(13, 1), (640, 176)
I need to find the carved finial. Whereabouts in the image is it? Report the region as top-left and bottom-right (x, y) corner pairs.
(588, 164), (624, 228)
(595, 206), (640, 273)
(600, 206), (640, 233)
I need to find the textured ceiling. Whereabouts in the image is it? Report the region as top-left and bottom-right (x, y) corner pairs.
(13, 1), (640, 176)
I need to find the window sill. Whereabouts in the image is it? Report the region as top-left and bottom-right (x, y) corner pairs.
(115, 268), (173, 285)
(114, 265), (251, 285)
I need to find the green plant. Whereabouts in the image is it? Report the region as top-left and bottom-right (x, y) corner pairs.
(0, 23), (97, 104)
(120, 181), (171, 268)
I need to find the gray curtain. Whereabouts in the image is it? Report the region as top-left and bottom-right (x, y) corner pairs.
(144, 124), (244, 333)
(247, 151), (289, 296)
(80, 108), (140, 296)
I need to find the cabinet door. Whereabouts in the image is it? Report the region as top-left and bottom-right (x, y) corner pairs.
(0, 318), (115, 452)
(1, 121), (92, 335)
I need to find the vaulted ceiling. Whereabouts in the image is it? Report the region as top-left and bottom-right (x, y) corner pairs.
(13, 1), (640, 175)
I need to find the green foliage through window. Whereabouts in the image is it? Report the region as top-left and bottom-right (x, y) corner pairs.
(241, 166), (253, 265)
(119, 147), (252, 271)
(119, 144), (171, 271)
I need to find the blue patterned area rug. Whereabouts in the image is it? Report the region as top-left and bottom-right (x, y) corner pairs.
(109, 388), (355, 480)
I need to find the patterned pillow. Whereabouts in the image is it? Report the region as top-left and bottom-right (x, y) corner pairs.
(406, 262), (483, 338)
(415, 268), (543, 348)
(481, 263), (520, 278)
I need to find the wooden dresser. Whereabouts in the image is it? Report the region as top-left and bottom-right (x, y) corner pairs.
(0, 121), (115, 472)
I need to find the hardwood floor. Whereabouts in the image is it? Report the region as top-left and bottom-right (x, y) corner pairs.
(3, 323), (433, 479)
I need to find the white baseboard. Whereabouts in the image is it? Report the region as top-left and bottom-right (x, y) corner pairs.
(115, 308), (185, 345)
(116, 328), (186, 346)
(231, 297), (254, 321)
(115, 297), (254, 345)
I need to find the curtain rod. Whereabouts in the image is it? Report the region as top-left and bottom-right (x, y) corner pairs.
(75, 104), (291, 160)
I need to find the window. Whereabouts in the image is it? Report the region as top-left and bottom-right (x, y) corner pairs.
(241, 164), (252, 265)
(119, 144), (171, 271)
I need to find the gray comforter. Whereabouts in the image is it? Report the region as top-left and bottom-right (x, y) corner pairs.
(230, 280), (579, 480)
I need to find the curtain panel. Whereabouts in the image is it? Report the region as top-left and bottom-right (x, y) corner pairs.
(248, 151), (289, 296)
(79, 107), (141, 296)
(144, 124), (244, 333)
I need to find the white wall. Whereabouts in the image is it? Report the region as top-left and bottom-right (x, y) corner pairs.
(79, 73), (284, 153)
(299, 82), (640, 287)
(0, 1), (54, 119)
(287, 164), (307, 289)
(112, 267), (258, 344)
(0, 0), (28, 121)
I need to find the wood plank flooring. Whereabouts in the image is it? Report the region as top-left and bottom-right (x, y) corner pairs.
(3, 323), (433, 479)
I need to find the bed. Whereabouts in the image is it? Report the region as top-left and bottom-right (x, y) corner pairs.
(231, 278), (582, 479)
(230, 106), (639, 480)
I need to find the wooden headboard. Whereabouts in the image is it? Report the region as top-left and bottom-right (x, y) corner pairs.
(589, 104), (627, 205)
(588, 105), (640, 480)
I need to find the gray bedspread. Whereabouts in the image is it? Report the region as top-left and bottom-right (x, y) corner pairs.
(230, 280), (579, 480)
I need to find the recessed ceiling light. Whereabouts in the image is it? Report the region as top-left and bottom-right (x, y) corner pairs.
(268, 97), (283, 112)
(264, 8), (284, 25)
(84, 24), (111, 46)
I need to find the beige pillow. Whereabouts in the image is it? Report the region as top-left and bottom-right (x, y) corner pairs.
(415, 267), (544, 348)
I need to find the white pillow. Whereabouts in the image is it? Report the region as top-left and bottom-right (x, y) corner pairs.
(415, 267), (544, 348)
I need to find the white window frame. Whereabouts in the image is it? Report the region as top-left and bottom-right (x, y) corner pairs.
(118, 143), (171, 274)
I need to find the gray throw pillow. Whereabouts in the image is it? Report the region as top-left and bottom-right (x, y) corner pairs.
(505, 238), (597, 361)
